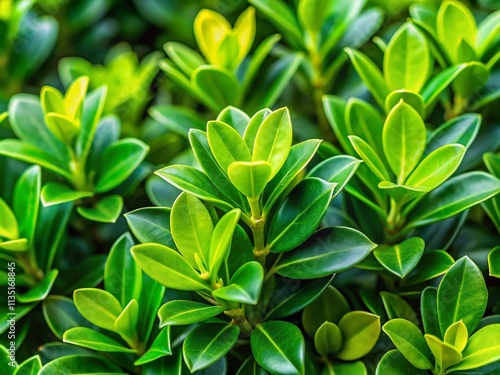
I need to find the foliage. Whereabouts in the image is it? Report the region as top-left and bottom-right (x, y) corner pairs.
(0, 0), (499, 374)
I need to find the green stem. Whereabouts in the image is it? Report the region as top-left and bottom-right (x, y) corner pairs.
(248, 196), (269, 266)
(385, 199), (405, 244)
(224, 308), (253, 335)
(264, 253), (283, 283)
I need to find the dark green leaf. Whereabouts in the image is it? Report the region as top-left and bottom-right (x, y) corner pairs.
(376, 350), (427, 375)
(42, 296), (92, 340)
(38, 355), (126, 374)
(373, 237), (425, 278)
(125, 207), (174, 248)
(134, 327), (172, 365)
(212, 261), (264, 305)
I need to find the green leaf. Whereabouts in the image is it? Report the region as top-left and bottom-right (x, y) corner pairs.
(383, 101), (426, 183)
(330, 361), (367, 375)
(306, 155), (362, 198)
(155, 165), (234, 211)
(114, 299), (139, 345)
(314, 322), (342, 356)
(385, 90), (425, 118)
(376, 350), (428, 375)
(405, 251), (455, 285)
(42, 296), (92, 340)
(437, 256), (487, 337)
(189, 129), (249, 210)
(0, 140), (72, 181)
(171, 193), (214, 268)
(207, 120), (251, 173)
(134, 327), (172, 366)
(73, 288), (122, 331)
(267, 178), (335, 253)
(243, 108), (272, 151)
(158, 301), (225, 327)
(251, 321), (305, 375)
(381, 292), (419, 325)
(45, 113), (79, 144)
(13, 355), (42, 375)
(76, 195), (123, 223)
(236, 357), (269, 375)
(349, 136), (390, 182)
(406, 144), (465, 190)
(344, 48), (390, 108)
(0, 239), (28, 251)
(383, 319), (433, 370)
(63, 327), (135, 353)
(476, 10), (500, 58)
(444, 320), (468, 352)
(323, 96), (355, 154)
(421, 63), (468, 110)
(302, 286), (350, 338)
(228, 161), (272, 198)
(209, 209), (241, 278)
(192, 66), (239, 112)
(437, 0), (477, 62)
(406, 172), (500, 227)
(137, 274), (165, 345)
(335, 311), (380, 361)
(94, 138), (149, 193)
(125, 207), (174, 248)
(76, 86), (107, 161)
(212, 261), (264, 305)
(489, 246), (500, 278)
(217, 106), (251, 136)
(150, 105), (204, 137)
(165, 42), (205, 76)
(264, 276), (333, 321)
(13, 165), (41, 245)
(252, 107), (292, 179)
(421, 287), (441, 338)
(16, 269), (59, 303)
(41, 183), (93, 206)
(378, 181), (427, 204)
(374, 237), (425, 278)
(276, 227), (376, 279)
(424, 334), (462, 371)
(183, 323), (240, 372)
(448, 324), (500, 372)
(0, 197), (18, 240)
(131, 243), (210, 291)
(384, 23), (431, 92)
(38, 355), (125, 374)
(262, 139), (321, 214)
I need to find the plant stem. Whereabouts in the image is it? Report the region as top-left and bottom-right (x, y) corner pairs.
(248, 196), (269, 266)
(264, 253), (283, 283)
(224, 308), (253, 335)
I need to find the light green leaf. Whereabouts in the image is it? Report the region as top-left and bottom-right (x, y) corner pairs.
(171, 193), (214, 268)
(336, 311), (381, 361)
(212, 261), (263, 305)
(424, 334), (462, 371)
(13, 165), (41, 245)
(209, 209), (241, 278)
(73, 288), (122, 331)
(444, 320), (468, 352)
(349, 136), (390, 181)
(383, 101), (426, 183)
(228, 161), (272, 198)
(41, 182), (93, 206)
(385, 90), (425, 117)
(383, 319), (433, 370)
(124, 207), (174, 248)
(63, 327), (135, 353)
(38, 355), (126, 374)
(0, 197), (18, 240)
(76, 195), (123, 223)
(374, 237), (425, 278)
(114, 299), (139, 346)
(252, 107), (292, 179)
(314, 322), (342, 356)
(158, 301), (225, 327)
(131, 243), (210, 291)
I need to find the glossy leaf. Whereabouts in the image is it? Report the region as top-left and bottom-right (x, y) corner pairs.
(63, 327), (135, 353)
(385, 90), (425, 117)
(192, 66), (239, 112)
(251, 321), (305, 375)
(76, 195), (123, 223)
(252, 107), (292, 178)
(13, 165), (41, 245)
(41, 183), (93, 206)
(207, 120), (251, 173)
(373, 237), (425, 278)
(134, 327), (172, 366)
(16, 269), (59, 303)
(276, 227), (376, 279)
(267, 178), (335, 253)
(0, 198), (18, 240)
(336, 311), (380, 361)
(131, 243), (210, 291)
(42, 296), (92, 340)
(228, 161), (272, 198)
(158, 301), (225, 327)
(437, 256), (487, 337)
(13, 355), (42, 375)
(314, 322), (342, 356)
(212, 261), (264, 305)
(171, 193), (214, 268)
(444, 320), (468, 352)
(209, 209), (241, 278)
(73, 288), (122, 331)
(405, 251), (455, 285)
(489, 246), (500, 278)
(383, 101), (426, 183)
(376, 350), (427, 375)
(183, 323), (240, 372)
(421, 287), (440, 339)
(349, 136), (390, 181)
(383, 319), (433, 370)
(38, 355), (125, 374)
(425, 334), (462, 371)
(406, 172), (500, 227)
(125, 207), (174, 248)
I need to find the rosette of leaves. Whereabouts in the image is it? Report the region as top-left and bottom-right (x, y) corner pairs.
(39, 233), (167, 374)
(0, 76), (149, 223)
(159, 7), (302, 115)
(324, 98), (500, 278)
(58, 43), (161, 137)
(249, 0), (383, 134)
(126, 106), (378, 374)
(0, 0), (58, 102)
(302, 286), (381, 374)
(0, 165), (71, 342)
(378, 257), (500, 374)
(410, 0), (500, 115)
(345, 21), (470, 120)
